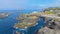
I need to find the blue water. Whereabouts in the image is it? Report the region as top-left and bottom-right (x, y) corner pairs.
(0, 10), (43, 34)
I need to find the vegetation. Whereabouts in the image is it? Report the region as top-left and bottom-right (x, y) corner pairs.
(44, 7), (60, 14)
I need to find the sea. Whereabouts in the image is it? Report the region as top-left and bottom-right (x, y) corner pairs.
(0, 10), (44, 34)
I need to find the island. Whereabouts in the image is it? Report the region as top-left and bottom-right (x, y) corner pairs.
(13, 7), (60, 34)
(0, 12), (11, 18)
(14, 14), (40, 28)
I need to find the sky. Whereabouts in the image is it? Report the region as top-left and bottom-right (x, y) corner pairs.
(0, 0), (60, 10)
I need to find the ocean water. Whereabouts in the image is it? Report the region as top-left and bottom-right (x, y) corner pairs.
(0, 10), (43, 34)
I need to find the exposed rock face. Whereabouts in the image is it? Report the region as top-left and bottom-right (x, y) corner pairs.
(38, 27), (60, 34)
(37, 17), (60, 34)
(37, 27), (55, 34)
